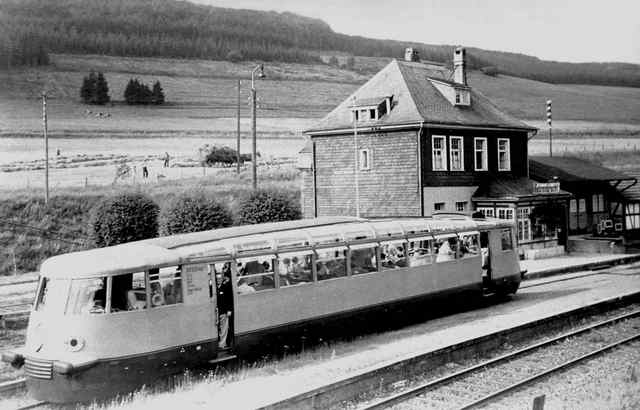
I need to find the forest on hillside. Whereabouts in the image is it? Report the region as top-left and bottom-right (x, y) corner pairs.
(0, 0), (638, 87)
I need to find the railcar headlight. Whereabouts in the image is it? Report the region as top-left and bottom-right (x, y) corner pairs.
(64, 336), (85, 352)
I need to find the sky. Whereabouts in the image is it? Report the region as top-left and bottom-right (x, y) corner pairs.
(193, 0), (640, 64)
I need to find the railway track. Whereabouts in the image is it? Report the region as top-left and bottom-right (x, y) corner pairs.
(359, 309), (640, 410)
(16, 400), (48, 410)
(0, 377), (26, 395)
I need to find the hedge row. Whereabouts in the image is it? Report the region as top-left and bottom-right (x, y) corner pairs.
(2, 189), (300, 275)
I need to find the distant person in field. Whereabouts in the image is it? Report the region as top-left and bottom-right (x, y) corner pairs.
(142, 162), (149, 179)
(56, 148), (61, 156)
(163, 152), (170, 168)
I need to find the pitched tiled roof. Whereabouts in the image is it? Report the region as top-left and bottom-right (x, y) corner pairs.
(304, 59), (535, 134)
(529, 156), (636, 183)
(615, 170), (640, 202)
(472, 176), (571, 201)
(351, 96), (390, 107)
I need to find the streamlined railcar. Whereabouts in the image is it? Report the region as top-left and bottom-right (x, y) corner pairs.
(2, 215), (521, 403)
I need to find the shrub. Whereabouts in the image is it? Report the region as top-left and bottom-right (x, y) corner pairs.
(236, 189), (301, 225)
(160, 194), (233, 235)
(480, 66), (499, 77)
(90, 193), (159, 247)
(200, 144), (255, 166)
(226, 50), (243, 62)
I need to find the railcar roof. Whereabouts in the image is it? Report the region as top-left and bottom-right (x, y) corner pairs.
(40, 243), (182, 279)
(39, 216), (513, 279)
(143, 216), (365, 249)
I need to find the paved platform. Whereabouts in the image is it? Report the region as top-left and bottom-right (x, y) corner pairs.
(522, 252), (640, 279)
(126, 260), (640, 410)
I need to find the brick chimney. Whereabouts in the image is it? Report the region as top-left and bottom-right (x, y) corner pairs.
(453, 46), (467, 85)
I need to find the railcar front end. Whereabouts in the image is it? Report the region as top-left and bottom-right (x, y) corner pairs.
(2, 244), (219, 403)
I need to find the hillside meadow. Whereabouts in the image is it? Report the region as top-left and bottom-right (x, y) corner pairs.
(2, 53), (640, 276)
(1, 54), (639, 139)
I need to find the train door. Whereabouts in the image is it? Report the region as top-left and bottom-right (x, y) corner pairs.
(210, 262), (235, 352)
(480, 231), (491, 285)
(181, 263), (217, 353)
(487, 227), (519, 280)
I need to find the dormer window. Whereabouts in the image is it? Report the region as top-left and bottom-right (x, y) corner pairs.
(428, 78), (471, 107)
(351, 95), (393, 122)
(454, 88), (470, 106)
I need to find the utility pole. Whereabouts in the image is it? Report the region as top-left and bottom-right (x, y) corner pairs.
(546, 99), (552, 157)
(250, 64), (265, 190)
(42, 92), (49, 205)
(251, 86), (257, 189)
(236, 79), (241, 174)
(352, 97), (360, 218)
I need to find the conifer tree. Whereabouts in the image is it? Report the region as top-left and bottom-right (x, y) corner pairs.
(124, 78), (136, 104)
(80, 71), (97, 103)
(95, 72), (110, 104)
(151, 80), (164, 105)
(80, 72), (94, 103)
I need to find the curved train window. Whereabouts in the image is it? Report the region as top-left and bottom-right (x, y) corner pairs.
(408, 237), (432, 267)
(380, 241), (407, 270)
(149, 266), (183, 307)
(459, 232), (480, 258)
(110, 271), (147, 312)
(36, 277), (69, 314)
(278, 251), (313, 287)
(501, 229), (513, 251)
(350, 244), (378, 275)
(67, 278), (107, 315)
(237, 255), (276, 292)
(316, 247), (347, 281)
(434, 235), (457, 263)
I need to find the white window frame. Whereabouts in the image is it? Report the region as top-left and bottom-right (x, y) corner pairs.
(455, 201), (467, 212)
(517, 207), (532, 242)
(497, 138), (511, 171)
(474, 137), (488, 171)
(449, 136), (464, 171)
(432, 135), (447, 171)
(358, 148), (371, 171)
(477, 207), (494, 218)
(497, 208), (514, 220)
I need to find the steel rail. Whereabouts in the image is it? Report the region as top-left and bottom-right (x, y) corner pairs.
(0, 309), (31, 319)
(0, 302), (32, 310)
(458, 332), (640, 410)
(0, 279), (38, 288)
(520, 271), (602, 289)
(0, 377), (26, 394)
(16, 401), (48, 410)
(359, 309), (640, 410)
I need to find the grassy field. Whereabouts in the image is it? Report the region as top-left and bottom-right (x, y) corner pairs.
(0, 165), (300, 275)
(1, 54), (639, 139)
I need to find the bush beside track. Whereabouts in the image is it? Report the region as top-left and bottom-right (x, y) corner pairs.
(0, 182), (300, 276)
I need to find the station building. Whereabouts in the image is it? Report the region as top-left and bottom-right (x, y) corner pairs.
(299, 47), (569, 258)
(529, 156), (640, 251)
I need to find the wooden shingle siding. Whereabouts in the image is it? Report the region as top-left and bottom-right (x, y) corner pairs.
(301, 171), (316, 218)
(310, 131), (421, 217)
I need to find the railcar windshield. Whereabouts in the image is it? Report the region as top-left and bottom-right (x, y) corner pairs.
(35, 277), (69, 314)
(67, 278), (107, 314)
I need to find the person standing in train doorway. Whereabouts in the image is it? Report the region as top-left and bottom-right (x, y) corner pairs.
(216, 271), (233, 349)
